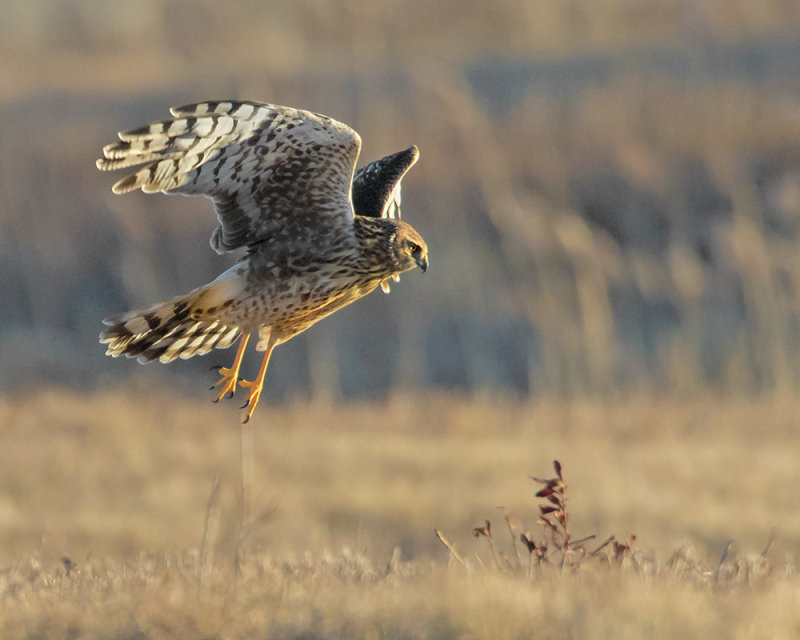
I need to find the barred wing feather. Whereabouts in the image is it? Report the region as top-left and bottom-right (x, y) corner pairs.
(97, 100), (362, 253)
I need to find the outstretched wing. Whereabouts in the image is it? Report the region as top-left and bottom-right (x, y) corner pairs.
(352, 145), (419, 220)
(97, 100), (362, 253)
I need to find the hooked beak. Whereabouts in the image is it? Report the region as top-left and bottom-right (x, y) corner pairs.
(416, 254), (428, 273)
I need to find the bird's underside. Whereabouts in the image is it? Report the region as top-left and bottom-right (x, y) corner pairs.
(97, 100), (427, 422)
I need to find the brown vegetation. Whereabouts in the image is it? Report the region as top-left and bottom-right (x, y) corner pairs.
(2, 389), (799, 637)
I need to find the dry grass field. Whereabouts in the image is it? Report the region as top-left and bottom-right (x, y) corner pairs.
(1, 388), (798, 638)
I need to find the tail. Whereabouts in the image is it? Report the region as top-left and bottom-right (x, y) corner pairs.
(100, 291), (242, 364)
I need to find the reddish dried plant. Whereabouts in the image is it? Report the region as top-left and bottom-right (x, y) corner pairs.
(469, 460), (578, 572)
(466, 460), (629, 573)
(530, 460), (570, 559)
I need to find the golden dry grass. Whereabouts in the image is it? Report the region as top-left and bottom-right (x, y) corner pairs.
(1, 388), (799, 638)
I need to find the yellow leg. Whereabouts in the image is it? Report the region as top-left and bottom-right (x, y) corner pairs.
(239, 340), (275, 423)
(212, 333), (250, 402)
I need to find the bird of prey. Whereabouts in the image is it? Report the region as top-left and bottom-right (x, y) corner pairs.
(97, 100), (427, 422)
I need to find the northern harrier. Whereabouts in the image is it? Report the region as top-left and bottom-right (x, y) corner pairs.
(97, 100), (428, 422)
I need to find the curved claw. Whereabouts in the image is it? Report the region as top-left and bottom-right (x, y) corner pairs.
(209, 334), (250, 404)
(236, 338), (272, 423)
(209, 365), (223, 372)
(211, 366), (240, 402)
(213, 390), (236, 403)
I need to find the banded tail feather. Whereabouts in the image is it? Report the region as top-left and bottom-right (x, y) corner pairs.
(100, 294), (241, 364)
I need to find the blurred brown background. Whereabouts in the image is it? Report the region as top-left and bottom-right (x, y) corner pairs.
(3, 0), (800, 400)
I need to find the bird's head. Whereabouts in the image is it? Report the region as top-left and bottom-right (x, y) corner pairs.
(391, 220), (428, 274)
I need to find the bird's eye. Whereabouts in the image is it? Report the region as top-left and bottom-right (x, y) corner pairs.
(408, 242), (419, 254)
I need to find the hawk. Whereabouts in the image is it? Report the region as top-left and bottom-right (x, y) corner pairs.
(97, 100), (428, 422)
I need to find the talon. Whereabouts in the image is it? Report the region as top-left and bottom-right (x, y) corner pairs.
(209, 365), (223, 372)
(211, 366), (238, 402)
(210, 334), (250, 403)
(237, 343), (272, 423)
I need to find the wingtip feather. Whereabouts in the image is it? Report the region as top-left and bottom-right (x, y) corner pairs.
(111, 174), (140, 194)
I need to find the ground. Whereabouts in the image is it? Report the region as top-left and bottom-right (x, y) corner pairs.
(1, 388), (798, 638)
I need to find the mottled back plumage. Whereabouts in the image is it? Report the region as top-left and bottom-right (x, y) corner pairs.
(99, 101), (361, 253)
(97, 100), (428, 421)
